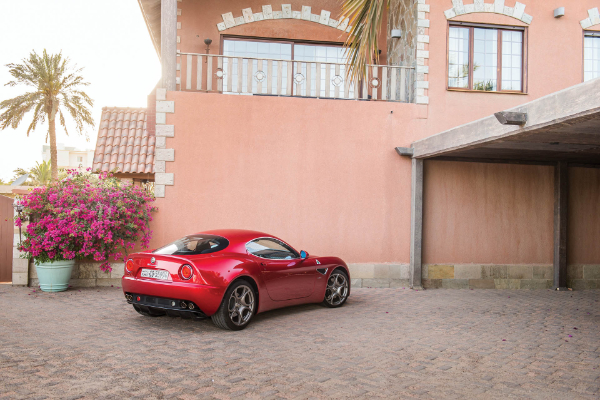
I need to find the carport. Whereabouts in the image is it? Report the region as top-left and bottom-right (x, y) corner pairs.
(397, 78), (600, 290)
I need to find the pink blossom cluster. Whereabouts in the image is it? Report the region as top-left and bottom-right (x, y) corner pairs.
(16, 169), (156, 272)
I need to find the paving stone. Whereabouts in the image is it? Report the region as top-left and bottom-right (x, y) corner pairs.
(469, 279), (495, 289)
(0, 287), (598, 399)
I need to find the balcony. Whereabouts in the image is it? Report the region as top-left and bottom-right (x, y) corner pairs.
(177, 53), (415, 103)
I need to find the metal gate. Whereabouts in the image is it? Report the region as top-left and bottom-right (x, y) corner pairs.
(0, 195), (14, 282)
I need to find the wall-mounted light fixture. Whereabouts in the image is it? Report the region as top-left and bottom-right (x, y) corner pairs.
(554, 7), (565, 18)
(13, 202), (24, 244)
(494, 111), (527, 125)
(391, 29), (402, 39)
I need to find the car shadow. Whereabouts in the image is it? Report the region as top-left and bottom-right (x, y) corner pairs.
(124, 297), (361, 333)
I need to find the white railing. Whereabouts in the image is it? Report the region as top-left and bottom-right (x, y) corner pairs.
(178, 53), (414, 103)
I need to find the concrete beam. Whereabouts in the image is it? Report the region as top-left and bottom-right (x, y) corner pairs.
(411, 78), (600, 159)
(161, 0), (178, 91)
(395, 147), (414, 157)
(553, 161), (568, 290)
(410, 158), (424, 289)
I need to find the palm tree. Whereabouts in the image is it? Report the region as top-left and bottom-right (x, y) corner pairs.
(0, 50), (94, 181)
(29, 160), (52, 186)
(340, 0), (388, 82)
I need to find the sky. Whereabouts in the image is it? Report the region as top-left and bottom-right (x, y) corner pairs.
(0, 0), (161, 182)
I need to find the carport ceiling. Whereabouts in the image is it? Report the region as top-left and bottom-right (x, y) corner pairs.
(411, 78), (600, 166)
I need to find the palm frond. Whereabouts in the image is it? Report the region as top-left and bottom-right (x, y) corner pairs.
(1, 49), (95, 181)
(339, 0), (389, 82)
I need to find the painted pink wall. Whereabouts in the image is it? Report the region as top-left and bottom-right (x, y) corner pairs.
(149, 1), (600, 265)
(423, 161), (555, 264)
(568, 167), (600, 264)
(422, 0), (600, 136)
(151, 92), (424, 262)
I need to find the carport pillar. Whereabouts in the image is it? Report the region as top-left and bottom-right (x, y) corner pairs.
(410, 158), (424, 289)
(553, 161), (568, 290)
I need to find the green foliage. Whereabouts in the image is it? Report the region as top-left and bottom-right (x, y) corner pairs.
(0, 49), (94, 181)
(8, 160), (53, 186)
(340, 0), (388, 82)
(29, 160), (52, 185)
(473, 80), (495, 91)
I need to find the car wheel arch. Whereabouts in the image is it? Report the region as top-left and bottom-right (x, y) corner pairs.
(331, 265), (350, 278)
(226, 275), (260, 312)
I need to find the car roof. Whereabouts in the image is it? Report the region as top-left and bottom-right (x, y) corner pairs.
(195, 229), (281, 246)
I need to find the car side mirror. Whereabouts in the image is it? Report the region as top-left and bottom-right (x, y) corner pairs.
(300, 250), (309, 260)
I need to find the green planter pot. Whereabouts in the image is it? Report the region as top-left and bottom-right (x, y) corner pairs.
(35, 260), (75, 292)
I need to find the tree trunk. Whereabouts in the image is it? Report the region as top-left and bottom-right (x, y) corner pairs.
(48, 104), (58, 182)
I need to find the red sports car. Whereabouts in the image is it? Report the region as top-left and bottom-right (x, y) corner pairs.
(121, 229), (351, 330)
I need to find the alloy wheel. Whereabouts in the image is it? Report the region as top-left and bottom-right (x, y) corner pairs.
(325, 272), (349, 306)
(228, 284), (255, 326)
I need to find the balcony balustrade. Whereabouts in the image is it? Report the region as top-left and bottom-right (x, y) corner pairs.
(178, 53), (415, 103)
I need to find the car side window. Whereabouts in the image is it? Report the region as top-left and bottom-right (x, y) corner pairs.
(246, 238), (299, 260)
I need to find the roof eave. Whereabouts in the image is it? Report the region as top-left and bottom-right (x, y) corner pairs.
(138, 0), (162, 60)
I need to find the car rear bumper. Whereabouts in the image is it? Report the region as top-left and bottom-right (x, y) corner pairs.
(122, 276), (225, 316)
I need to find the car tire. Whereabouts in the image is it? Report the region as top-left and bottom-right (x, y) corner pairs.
(322, 269), (350, 308)
(211, 280), (257, 331)
(133, 304), (164, 317)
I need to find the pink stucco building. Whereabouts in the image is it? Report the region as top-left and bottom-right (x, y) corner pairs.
(93, 0), (600, 290)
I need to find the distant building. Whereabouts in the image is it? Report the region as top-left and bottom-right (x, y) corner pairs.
(42, 144), (94, 170)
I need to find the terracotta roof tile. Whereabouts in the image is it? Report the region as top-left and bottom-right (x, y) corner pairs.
(92, 107), (154, 174)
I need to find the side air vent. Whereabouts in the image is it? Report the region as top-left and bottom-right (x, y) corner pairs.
(316, 268), (328, 275)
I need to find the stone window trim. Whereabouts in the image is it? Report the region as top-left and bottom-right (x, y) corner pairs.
(580, 7), (600, 29)
(154, 88), (175, 198)
(415, 0), (430, 105)
(444, 0), (533, 25)
(446, 21), (528, 94)
(216, 5), (352, 33)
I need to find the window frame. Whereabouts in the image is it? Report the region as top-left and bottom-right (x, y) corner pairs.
(245, 237), (300, 260)
(446, 21), (528, 94)
(220, 35), (345, 61)
(220, 35), (347, 97)
(583, 30), (600, 82)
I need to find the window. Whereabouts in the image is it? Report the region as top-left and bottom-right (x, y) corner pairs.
(448, 24), (525, 92)
(222, 38), (351, 96)
(246, 238), (299, 260)
(584, 32), (600, 81)
(77, 156), (83, 162)
(154, 234), (229, 255)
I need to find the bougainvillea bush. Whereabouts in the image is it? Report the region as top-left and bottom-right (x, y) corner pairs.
(16, 169), (156, 272)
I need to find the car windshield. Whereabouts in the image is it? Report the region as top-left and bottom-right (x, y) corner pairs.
(153, 234), (229, 256)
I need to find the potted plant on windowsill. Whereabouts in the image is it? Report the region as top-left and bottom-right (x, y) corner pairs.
(15, 169), (156, 292)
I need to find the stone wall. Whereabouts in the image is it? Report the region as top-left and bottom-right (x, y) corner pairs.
(28, 262), (125, 288)
(387, 0), (417, 68)
(348, 263), (409, 288)
(20, 261), (600, 290)
(420, 264), (600, 290)
(387, 0), (418, 103)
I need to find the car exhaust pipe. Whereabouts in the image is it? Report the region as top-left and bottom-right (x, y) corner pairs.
(125, 294), (132, 301)
(188, 303), (195, 310)
(180, 301), (187, 309)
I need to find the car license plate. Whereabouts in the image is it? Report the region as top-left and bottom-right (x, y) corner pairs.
(140, 269), (170, 280)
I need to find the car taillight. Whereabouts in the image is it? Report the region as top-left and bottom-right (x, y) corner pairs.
(179, 264), (193, 280)
(126, 259), (134, 274)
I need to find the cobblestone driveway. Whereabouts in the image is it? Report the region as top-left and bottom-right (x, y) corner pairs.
(0, 286), (599, 399)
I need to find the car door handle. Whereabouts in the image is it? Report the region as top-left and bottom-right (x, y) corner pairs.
(260, 262), (267, 267)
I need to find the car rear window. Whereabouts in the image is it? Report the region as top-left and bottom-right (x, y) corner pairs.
(153, 234), (229, 256)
